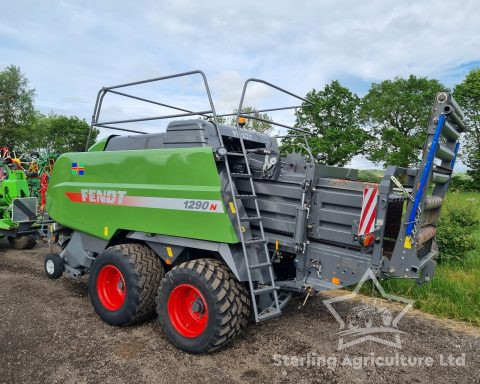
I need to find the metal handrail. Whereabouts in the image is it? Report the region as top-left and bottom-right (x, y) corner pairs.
(96, 110), (213, 126)
(107, 89), (202, 115)
(85, 70), (220, 150)
(216, 105), (304, 118)
(85, 72), (313, 150)
(235, 78), (313, 137)
(95, 125), (148, 134)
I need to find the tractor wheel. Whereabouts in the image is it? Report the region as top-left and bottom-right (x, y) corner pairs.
(8, 235), (36, 250)
(156, 258), (250, 354)
(44, 253), (64, 279)
(89, 243), (164, 326)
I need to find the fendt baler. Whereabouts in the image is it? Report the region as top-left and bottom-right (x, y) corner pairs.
(45, 71), (466, 353)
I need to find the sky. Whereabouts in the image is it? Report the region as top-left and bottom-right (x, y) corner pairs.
(1, 0), (479, 169)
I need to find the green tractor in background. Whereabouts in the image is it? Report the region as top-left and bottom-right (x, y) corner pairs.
(0, 147), (39, 249)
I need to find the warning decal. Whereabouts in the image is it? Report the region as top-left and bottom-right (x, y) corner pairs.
(358, 187), (378, 236)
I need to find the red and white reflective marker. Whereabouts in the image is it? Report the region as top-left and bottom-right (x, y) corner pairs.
(358, 187), (378, 236)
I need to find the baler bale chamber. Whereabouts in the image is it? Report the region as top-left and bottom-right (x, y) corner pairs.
(44, 71), (466, 353)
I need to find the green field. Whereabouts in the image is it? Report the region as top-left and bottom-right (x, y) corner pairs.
(357, 169), (384, 183)
(377, 192), (480, 326)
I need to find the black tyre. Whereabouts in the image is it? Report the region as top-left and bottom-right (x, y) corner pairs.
(89, 243), (164, 326)
(156, 258), (250, 354)
(206, 258), (251, 327)
(8, 235), (36, 250)
(44, 253), (64, 279)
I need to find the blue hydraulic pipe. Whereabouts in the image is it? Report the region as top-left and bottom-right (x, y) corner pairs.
(450, 142), (460, 169)
(405, 114), (446, 236)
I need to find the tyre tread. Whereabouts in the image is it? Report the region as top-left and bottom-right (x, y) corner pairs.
(157, 258), (250, 353)
(111, 243), (164, 325)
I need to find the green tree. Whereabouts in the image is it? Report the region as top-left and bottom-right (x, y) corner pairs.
(28, 113), (99, 154)
(360, 75), (445, 167)
(0, 65), (36, 149)
(282, 81), (368, 166)
(453, 68), (480, 187)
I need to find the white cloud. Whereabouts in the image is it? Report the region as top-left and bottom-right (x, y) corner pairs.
(2, 0), (479, 114)
(0, 0), (477, 170)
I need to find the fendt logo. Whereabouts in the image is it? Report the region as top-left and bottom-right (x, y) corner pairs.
(65, 190), (225, 214)
(80, 189), (127, 204)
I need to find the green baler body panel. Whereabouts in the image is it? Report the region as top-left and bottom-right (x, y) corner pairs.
(47, 147), (238, 243)
(0, 169), (31, 230)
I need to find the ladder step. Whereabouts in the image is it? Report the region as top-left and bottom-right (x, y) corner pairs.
(249, 262), (272, 270)
(231, 173), (252, 178)
(244, 238), (266, 245)
(277, 292), (293, 310)
(433, 165), (453, 174)
(442, 120), (461, 142)
(235, 194), (256, 200)
(253, 286), (277, 295)
(436, 143), (455, 162)
(417, 225), (437, 245)
(424, 196), (443, 210)
(226, 152), (246, 157)
(258, 307), (282, 321)
(431, 172), (450, 184)
(240, 216), (262, 222)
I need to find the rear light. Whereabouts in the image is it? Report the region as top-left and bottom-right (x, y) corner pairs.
(359, 233), (375, 247)
(238, 116), (247, 126)
(331, 277), (341, 285)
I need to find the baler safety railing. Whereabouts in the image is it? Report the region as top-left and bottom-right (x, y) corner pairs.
(85, 70), (221, 150)
(85, 71), (314, 150)
(235, 78), (313, 137)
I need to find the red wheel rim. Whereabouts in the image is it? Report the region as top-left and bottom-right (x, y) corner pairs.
(168, 284), (209, 338)
(96, 265), (126, 311)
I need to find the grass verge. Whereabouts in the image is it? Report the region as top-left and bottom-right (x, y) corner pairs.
(365, 192), (480, 326)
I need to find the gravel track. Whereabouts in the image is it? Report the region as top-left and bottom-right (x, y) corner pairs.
(0, 241), (479, 384)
